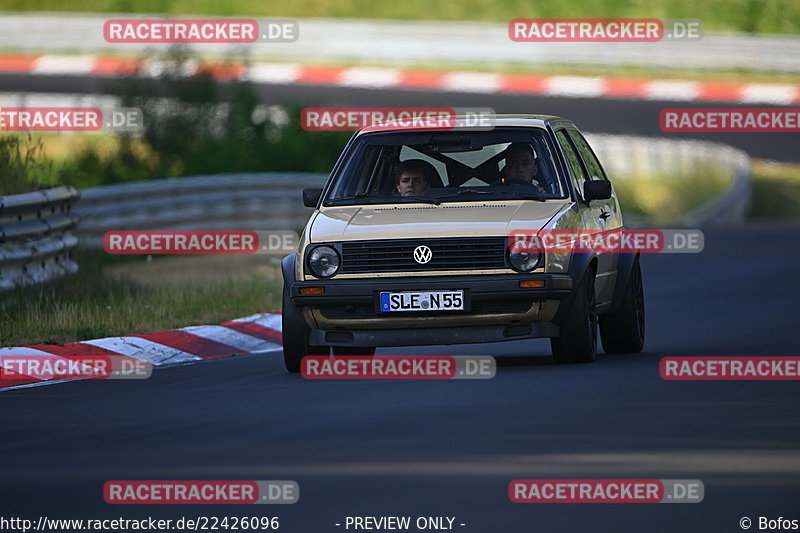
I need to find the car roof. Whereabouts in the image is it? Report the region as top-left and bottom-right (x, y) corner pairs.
(355, 114), (574, 135)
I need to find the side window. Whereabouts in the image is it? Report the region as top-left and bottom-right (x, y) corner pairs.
(555, 129), (588, 198)
(330, 143), (378, 198)
(567, 129), (608, 182)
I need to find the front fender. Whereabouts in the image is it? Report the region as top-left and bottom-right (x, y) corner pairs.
(282, 253), (297, 286)
(552, 252), (596, 324)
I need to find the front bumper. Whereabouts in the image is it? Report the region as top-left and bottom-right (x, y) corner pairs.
(309, 322), (560, 347)
(291, 273), (573, 306)
(291, 273), (572, 346)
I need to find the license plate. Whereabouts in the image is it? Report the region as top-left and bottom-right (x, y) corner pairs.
(379, 291), (464, 312)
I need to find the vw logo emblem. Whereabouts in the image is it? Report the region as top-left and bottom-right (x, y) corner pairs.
(413, 245), (433, 264)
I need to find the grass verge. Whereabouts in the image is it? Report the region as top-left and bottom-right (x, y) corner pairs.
(611, 167), (733, 225)
(749, 160), (800, 219)
(0, 250), (282, 347)
(0, 134), (53, 195)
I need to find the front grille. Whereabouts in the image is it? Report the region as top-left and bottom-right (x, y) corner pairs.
(339, 237), (508, 273)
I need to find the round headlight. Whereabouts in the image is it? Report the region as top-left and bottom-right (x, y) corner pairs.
(508, 247), (541, 272)
(307, 246), (340, 278)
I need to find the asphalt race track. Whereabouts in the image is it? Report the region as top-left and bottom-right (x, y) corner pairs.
(2, 224), (799, 532)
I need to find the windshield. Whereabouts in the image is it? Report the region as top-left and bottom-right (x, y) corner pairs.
(323, 128), (567, 206)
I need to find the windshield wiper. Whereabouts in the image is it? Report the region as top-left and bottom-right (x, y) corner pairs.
(489, 189), (547, 202)
(329, 193), (372, 203)
(327, 193), (440, 205)
(397, 195), (440, 205)
(327, 193), (390, 205)
(431, 189), (546, 202)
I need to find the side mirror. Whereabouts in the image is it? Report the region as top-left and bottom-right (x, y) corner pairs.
(302, 188), (323, 208)
(583, 180), (612, 202)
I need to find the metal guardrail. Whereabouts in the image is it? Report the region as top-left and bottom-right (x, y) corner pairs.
(74, 173), (328, 247)
(0, 186), (80, 291)
(586, 134), (752, 226)
(681, 148), (752, 227)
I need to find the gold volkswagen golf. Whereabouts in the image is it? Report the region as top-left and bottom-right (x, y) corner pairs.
(281, 115), (645, 372)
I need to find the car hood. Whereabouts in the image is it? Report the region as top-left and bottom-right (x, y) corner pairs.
(309, 201), (570, 242)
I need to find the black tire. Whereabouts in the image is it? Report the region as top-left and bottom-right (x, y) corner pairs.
(282, 284), (329, 372)
(600, 256), (645, 354)
(550, 267), (598, 364)
(332, 346), (376, 356)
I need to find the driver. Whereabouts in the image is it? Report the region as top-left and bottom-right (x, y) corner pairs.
(395, 159), (437, 197)
(494, 142), (547, 193)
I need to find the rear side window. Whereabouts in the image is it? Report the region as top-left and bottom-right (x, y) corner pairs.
(555, 129), (588, 199)
(567, 129), (608, 182)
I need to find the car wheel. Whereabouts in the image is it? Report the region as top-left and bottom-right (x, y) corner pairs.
(332, 346), (376, 356)
(600, 256), (645, 354)
(282, 284), (329, 373)
(550, 267), (598, 364)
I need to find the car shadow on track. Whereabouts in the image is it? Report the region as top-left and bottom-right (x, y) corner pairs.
(378, 339), (654, 370)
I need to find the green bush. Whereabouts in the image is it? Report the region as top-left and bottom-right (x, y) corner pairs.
(0, 134), (53, 195)
(56, 51), (351, 187)
(749, 161), (800, 219)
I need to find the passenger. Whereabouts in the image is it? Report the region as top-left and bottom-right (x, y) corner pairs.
(395, 159), (436, 197)
(495, 142), (547, 193)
